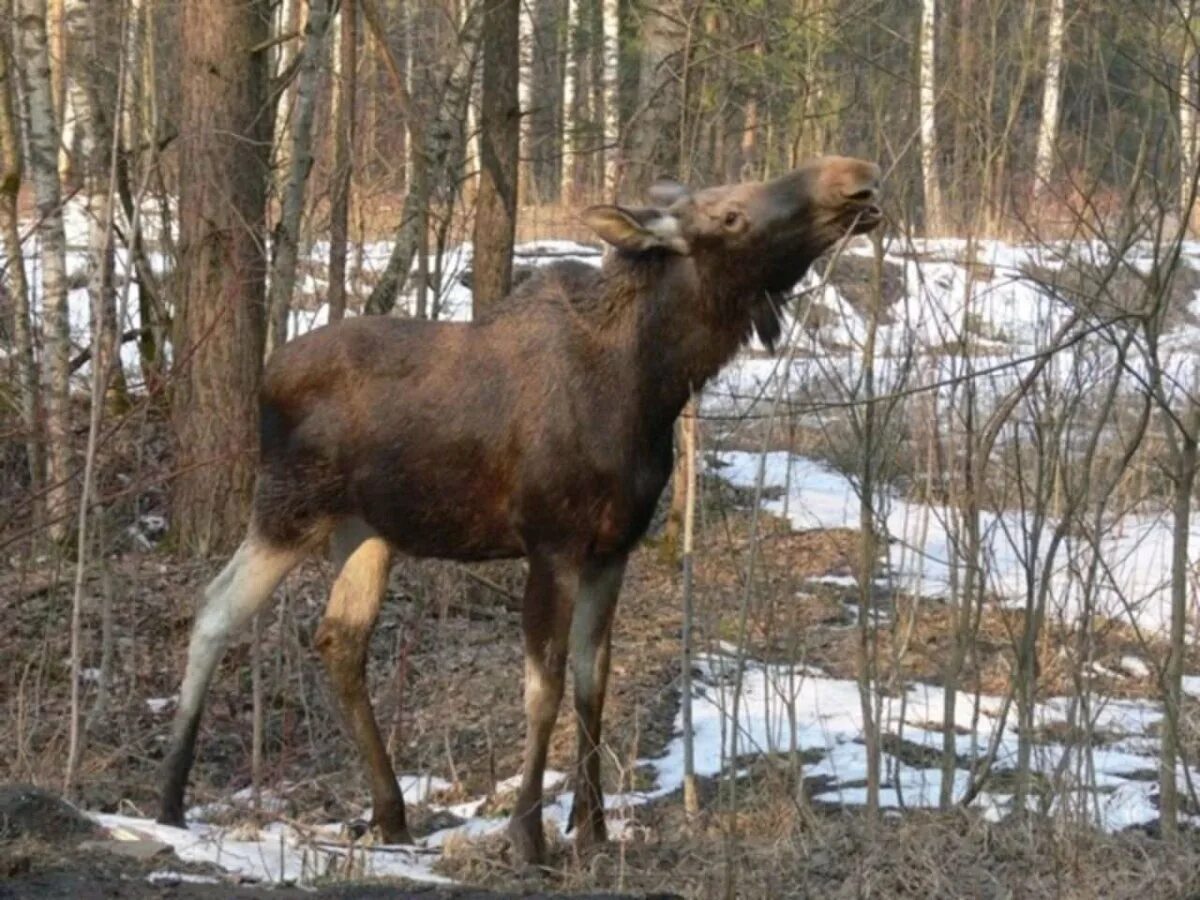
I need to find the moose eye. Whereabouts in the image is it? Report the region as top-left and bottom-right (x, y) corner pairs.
(723, 210), (742, 228)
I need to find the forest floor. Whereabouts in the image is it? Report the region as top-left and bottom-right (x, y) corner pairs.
(7, 442), (1200, 896)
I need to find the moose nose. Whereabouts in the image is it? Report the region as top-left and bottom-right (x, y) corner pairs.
(843, 165), (882, 202)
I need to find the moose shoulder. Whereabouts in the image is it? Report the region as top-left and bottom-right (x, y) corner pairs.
(158, 156), (883, 865)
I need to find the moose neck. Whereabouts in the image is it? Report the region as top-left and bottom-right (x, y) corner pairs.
(606, 253), (776, 436)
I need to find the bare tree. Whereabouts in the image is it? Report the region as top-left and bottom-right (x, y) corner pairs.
(16, 0), (72, 544)
(626, 3), (682, 194)
(328, 0), (356, 321)
(267, 0), (332, 352)
(1181, 5), (1197, 230)
(918, 0), (944, 233)
(1032, 0), (1066, 198)
(472, 0), (519, 312)
(527, 0), (562, 203)
(0, 36), (41, 502)
(171, 0), (272, 555)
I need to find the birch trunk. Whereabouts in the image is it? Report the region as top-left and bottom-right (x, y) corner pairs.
(266, 0), (332, 352)
(0, 38), (41, 497)
(1032, 0), (1065, 198)
(1182, 11), (1197, 230)
(328, 0), (356, 321)
(601, 0), (619, 196)
(560, 0), (578, 203)
(17, 0), (72, 544)
(918, 0), (944, 234)
(71, 0), (121, 409)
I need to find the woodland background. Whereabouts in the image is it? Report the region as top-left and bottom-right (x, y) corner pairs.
(6, 1), (1200, 897)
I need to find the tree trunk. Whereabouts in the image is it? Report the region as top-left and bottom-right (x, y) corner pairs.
(600, 0), (619, 195)
(472, 0), (519, 313)
(918, 0), (944, 234)
(72, 0), (122, 410)
(361, 0), (476, 317)
(266, 0), (332, 352)
(1032, 0), (1065, 199)
(328, 0), (356, 322)
(1, 38), (41, 500)
(528, 0), (561, 203)
(171, 0), (272, 555)
(1160, 395), (1200, 839)
(16, 0), (72, 544)
(626, 4), (681, 194)
(1182, 7), (1197, 230)
(559, 0), (578, 203)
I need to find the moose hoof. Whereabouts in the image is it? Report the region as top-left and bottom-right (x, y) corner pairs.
(568, 796), (607, 851)
(506, 816), (546, 867)
(157, 799), (187, 830)
(371, 811), (413, 845)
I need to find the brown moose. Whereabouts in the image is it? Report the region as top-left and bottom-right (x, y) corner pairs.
(158, 156), (883, 865)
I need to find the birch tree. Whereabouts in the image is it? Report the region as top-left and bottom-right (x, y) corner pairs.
(918, 0), (944, 233)
(601, 0), (619, 195)
(1032, 0), (1066, 198)
(560, 0), (578, 203)
(16, 0), (72, 544)
(267, 0), (332, 352)
(1182, 6), (1197, 229)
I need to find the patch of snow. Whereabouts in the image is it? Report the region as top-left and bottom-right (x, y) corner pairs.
(145, 696), (176, 714)
(146, 870), (222, 886)
(712, 450), (1200, 638)
(1118, 656), (1152, 679)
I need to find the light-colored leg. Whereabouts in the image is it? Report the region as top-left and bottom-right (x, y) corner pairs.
(568, 555), (627, 850)
(160, 535), (305, 826)
(314, 518), (410, 843)
(508, 552), (579, 865)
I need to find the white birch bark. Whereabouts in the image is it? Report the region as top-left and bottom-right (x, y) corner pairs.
(560, 0), (577, 203)
(1182, 10), (1197, 228)
(601, 0), (619, 196)
(918, 0), (944, 234)
(1032, 0), (1065, 198)
(17, 0), (72, 543)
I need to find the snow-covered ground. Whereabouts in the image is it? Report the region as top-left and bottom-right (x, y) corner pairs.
(714, 450), (1200, 638)
(91, 646), (1200, 886)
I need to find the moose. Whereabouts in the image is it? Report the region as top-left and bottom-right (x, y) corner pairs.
(158, 156), (883, 864)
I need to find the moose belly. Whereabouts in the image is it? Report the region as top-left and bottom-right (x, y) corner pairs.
(351, 458), (525, 561)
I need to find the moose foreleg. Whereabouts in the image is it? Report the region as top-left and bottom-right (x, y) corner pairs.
(315, 518), (410, 843)
(508, 552), (577, 865)
(567, 555), (626, 852)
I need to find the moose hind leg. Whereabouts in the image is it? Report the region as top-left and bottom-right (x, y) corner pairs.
(508, 553), (577, 865)
(314, 518), (410, 843)
(160, 534), (305, 827)
(567, 556), (626, 851)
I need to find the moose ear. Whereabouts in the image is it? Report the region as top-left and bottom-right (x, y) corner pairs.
(581, 205), (689, 255)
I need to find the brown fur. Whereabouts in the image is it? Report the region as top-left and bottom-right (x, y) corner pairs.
(158, 156), (882, 864)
